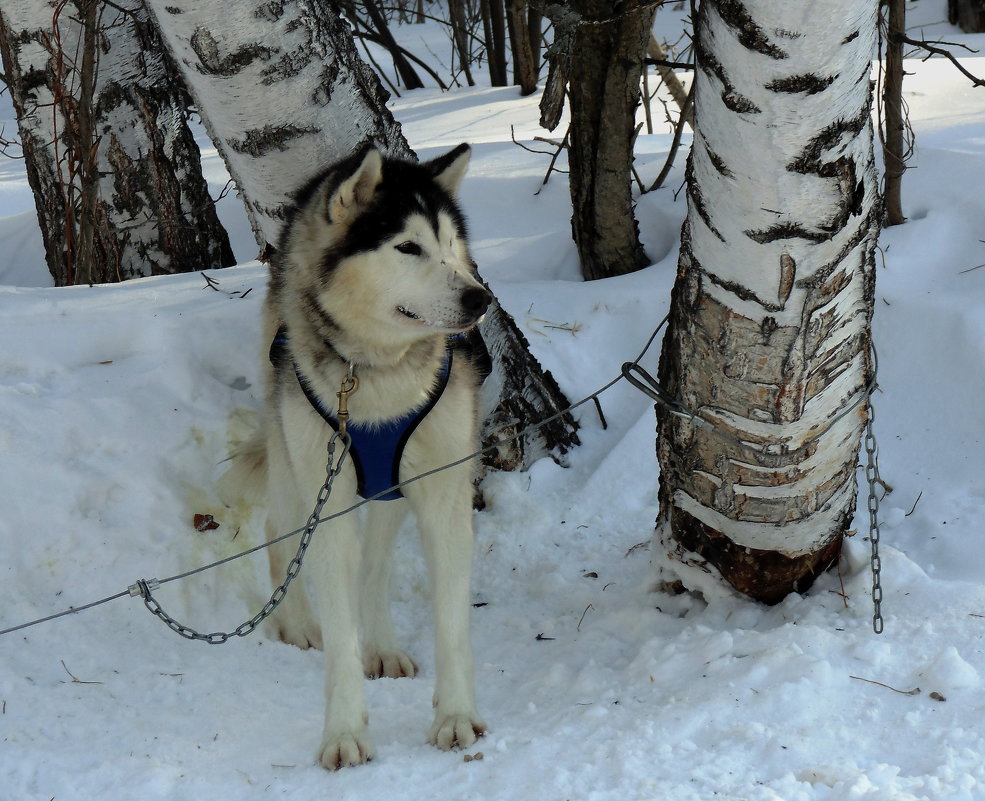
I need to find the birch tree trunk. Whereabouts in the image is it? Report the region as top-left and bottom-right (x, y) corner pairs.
(653, 0), (880, 603)
(0, 0), (234, 286)
(142, 0), (408, 249)
(144, 0), (579, 467)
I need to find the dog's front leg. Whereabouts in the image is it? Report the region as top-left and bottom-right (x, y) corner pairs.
(361, 501), (419, 679)
(410, 477), (486, 750)
(310, 513), (375, 770)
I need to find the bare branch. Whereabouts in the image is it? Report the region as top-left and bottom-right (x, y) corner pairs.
(896, 34), (985, 87)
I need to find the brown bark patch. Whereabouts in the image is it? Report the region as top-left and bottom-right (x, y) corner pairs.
(670, 507), (844, 604)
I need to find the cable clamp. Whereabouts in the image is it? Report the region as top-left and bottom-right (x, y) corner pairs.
(128, 578), (160, 599)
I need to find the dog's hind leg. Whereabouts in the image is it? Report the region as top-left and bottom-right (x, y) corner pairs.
(263, 515), (323, 650)
(310, 510), (376, 770)
(361, 500), (419, 679)
(262, 433), (323, 650)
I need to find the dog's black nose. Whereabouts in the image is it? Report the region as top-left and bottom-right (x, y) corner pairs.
(461, 287), (492, 317)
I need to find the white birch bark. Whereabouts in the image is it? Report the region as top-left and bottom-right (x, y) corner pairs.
(0, 0), (233, 285)
(141, 0), (408, 248)
(654, 0), (880, 602)
(0, 2), (66, 280)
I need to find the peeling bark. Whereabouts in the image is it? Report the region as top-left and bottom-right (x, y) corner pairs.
(480, 301), (580, 470)
(654, 0), (880, 603)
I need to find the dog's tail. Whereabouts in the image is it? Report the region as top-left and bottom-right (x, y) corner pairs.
(217, 431), (267, 507)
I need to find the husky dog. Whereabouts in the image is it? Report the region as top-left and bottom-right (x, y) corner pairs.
(225, 143), (492, 769)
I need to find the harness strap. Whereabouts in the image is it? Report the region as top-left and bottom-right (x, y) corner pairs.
(270, 326), (453, 501)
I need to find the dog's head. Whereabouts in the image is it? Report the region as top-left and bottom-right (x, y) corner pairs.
(280, 144), (492, 347)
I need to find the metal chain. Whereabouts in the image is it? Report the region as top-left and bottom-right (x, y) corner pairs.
(1, 318), (890, 640)
(629, 344), (885, 633)
(131, 431), (351, 644)
(864, 402), (884, 634)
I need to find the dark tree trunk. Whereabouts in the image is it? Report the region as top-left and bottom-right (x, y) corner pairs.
(448, 0), (476, 87)
(360, 0), (424, 89)
(882, 0), (906, 226)
(558, 0), (653, 281)
(481, 0), (509, 86)
(526, 7), (542, 71)
(0, 0), (234, 286)
(508, 1), (539, 95)
(949, 0), (985, 31)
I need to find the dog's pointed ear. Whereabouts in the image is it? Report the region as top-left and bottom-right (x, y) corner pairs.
(328, 146), (384, 224)
(427, 143), (471, 197)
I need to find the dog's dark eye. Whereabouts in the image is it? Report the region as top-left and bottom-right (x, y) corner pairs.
(395, 241), (422, 256)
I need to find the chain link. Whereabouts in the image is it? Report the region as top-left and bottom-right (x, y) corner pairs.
(864, 401), (884, 634)
(132, 431), (351, 644)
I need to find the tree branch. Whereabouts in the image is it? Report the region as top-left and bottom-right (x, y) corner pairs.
(896, 34), (985, 88)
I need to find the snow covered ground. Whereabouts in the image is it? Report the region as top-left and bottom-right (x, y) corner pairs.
(2, 5), (985, 800)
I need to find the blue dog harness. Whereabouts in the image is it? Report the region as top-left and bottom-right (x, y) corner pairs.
(270, 326), (452, 501)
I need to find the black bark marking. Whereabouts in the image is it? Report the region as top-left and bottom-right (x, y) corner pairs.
(849, 179), (865, 217)
(686, 159), (727, 244)
(255, 1), (287, 22)
(723, 91), (761, 114)
(744, 222), (833, 244)
(706, 146), (733, 177)
(788, 109), (868, 175)
(700, 267), (786, 313)
(716, 0), (788, 59)
(190, 27), (275, 76)
(766, 73), (836, 94)
(794, 209), (877, 291)
(313, 62), (341, 105)
(260, 45), (315, 85)
(21, 66), (48, 95)
(228, 123), (319, 157)
(698, 46), (762, 114)
(761, 316), (779, 345)
(784, 107), (871, 236)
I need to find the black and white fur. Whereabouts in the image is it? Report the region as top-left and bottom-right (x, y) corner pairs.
(224, 144), (491, 769)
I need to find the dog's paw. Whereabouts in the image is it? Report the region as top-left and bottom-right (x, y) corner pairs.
(318, 730), (376, 771)
(428, 713), (487, 751)
(363, 649), (419, 679)
(268, 620), (323, 651)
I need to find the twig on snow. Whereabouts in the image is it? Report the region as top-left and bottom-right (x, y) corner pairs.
(850, 674), (920, 695)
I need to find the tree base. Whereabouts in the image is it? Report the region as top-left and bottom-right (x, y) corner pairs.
(667, 508), (844, 605)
